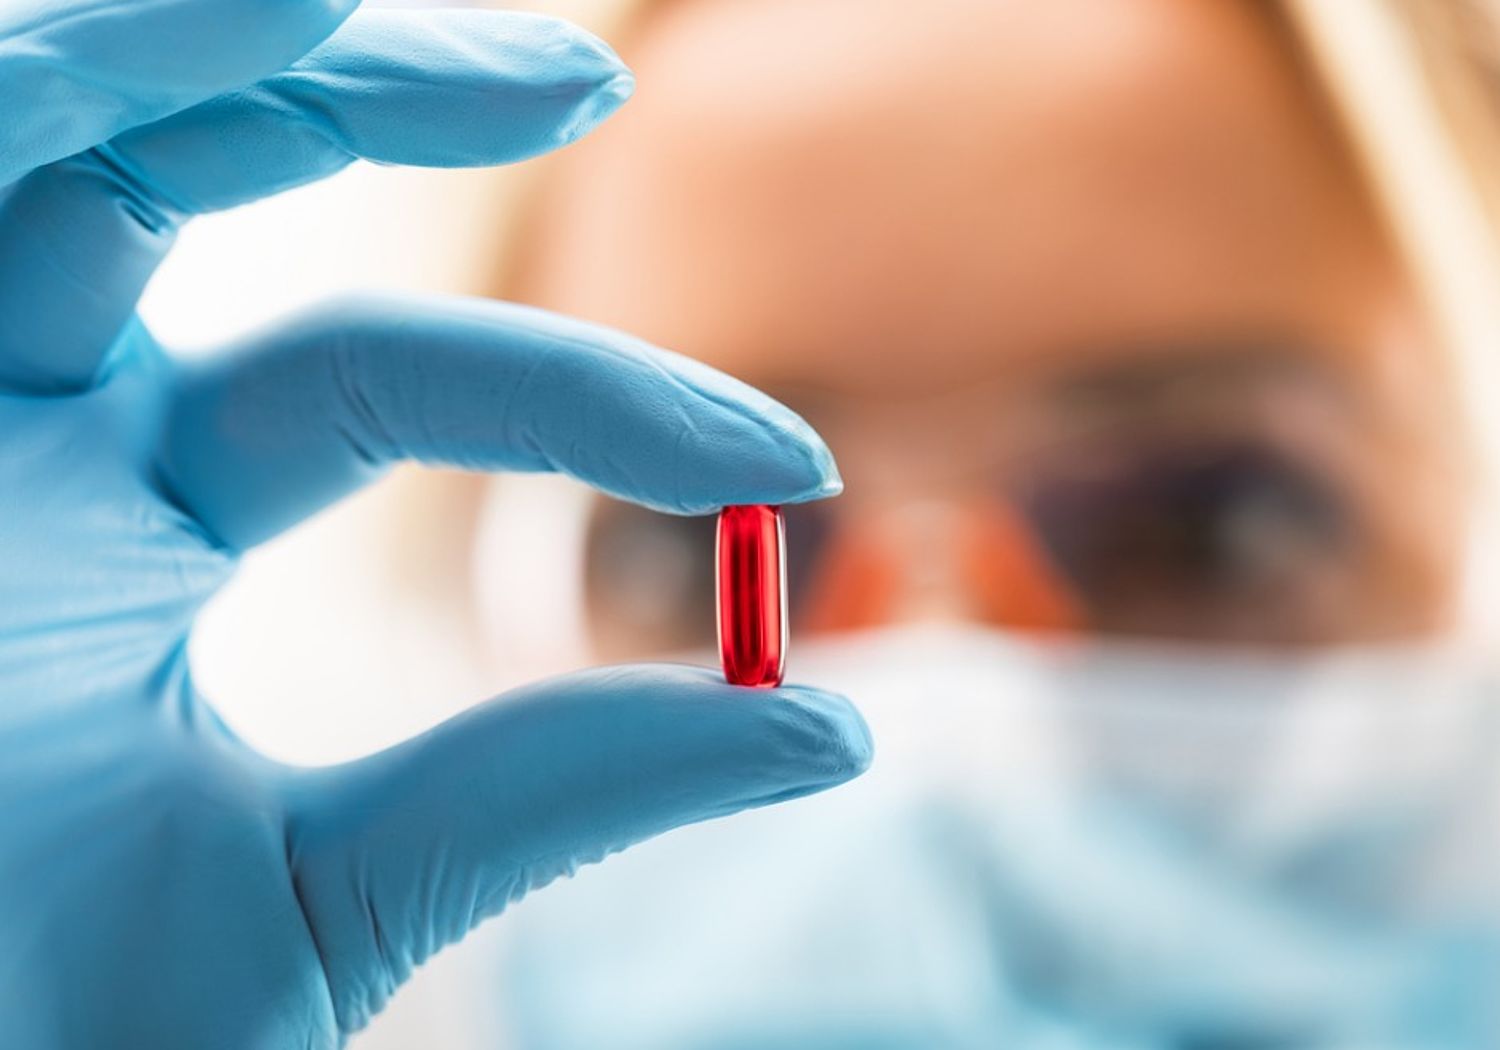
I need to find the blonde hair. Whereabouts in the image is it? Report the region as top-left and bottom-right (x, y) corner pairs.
(1283, 0), (1500, 632)
(1396, 0), (1500, 225)
(1285, 0), (1500, 448)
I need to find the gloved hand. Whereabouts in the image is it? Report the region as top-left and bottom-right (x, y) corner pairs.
(0, 3), (871, 1047)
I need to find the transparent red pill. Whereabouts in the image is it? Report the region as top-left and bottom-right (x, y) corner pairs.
(716, 504), (787, 688)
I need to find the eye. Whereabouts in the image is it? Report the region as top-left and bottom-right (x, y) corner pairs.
(1014, 442), (1356, 642)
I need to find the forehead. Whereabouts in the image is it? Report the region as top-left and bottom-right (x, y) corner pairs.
(519, 0), (1417, 399)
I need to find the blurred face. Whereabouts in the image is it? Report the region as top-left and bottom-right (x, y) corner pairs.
(504, 0), (1470, 658)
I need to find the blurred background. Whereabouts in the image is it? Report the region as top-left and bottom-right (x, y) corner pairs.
(142, 0), (1500, 1046)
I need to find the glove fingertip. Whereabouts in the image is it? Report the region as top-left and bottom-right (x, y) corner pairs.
(665, 407), (844, 514)
(556, 71), (636, 147)
(792, 686), (876, 777)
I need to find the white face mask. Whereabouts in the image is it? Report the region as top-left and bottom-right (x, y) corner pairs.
(494, 624), (1500, 1048)
(799, 625), (1500, 1042)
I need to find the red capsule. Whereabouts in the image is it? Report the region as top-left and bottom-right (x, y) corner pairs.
(716, 504), (787, 687)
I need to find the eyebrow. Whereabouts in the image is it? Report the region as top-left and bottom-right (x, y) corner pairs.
(1045, 341), (1351, 412)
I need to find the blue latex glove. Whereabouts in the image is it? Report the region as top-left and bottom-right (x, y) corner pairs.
(0, 4), (871, 1047)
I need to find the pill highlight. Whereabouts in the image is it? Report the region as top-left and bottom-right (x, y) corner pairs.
(716, 504), (787, 687)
